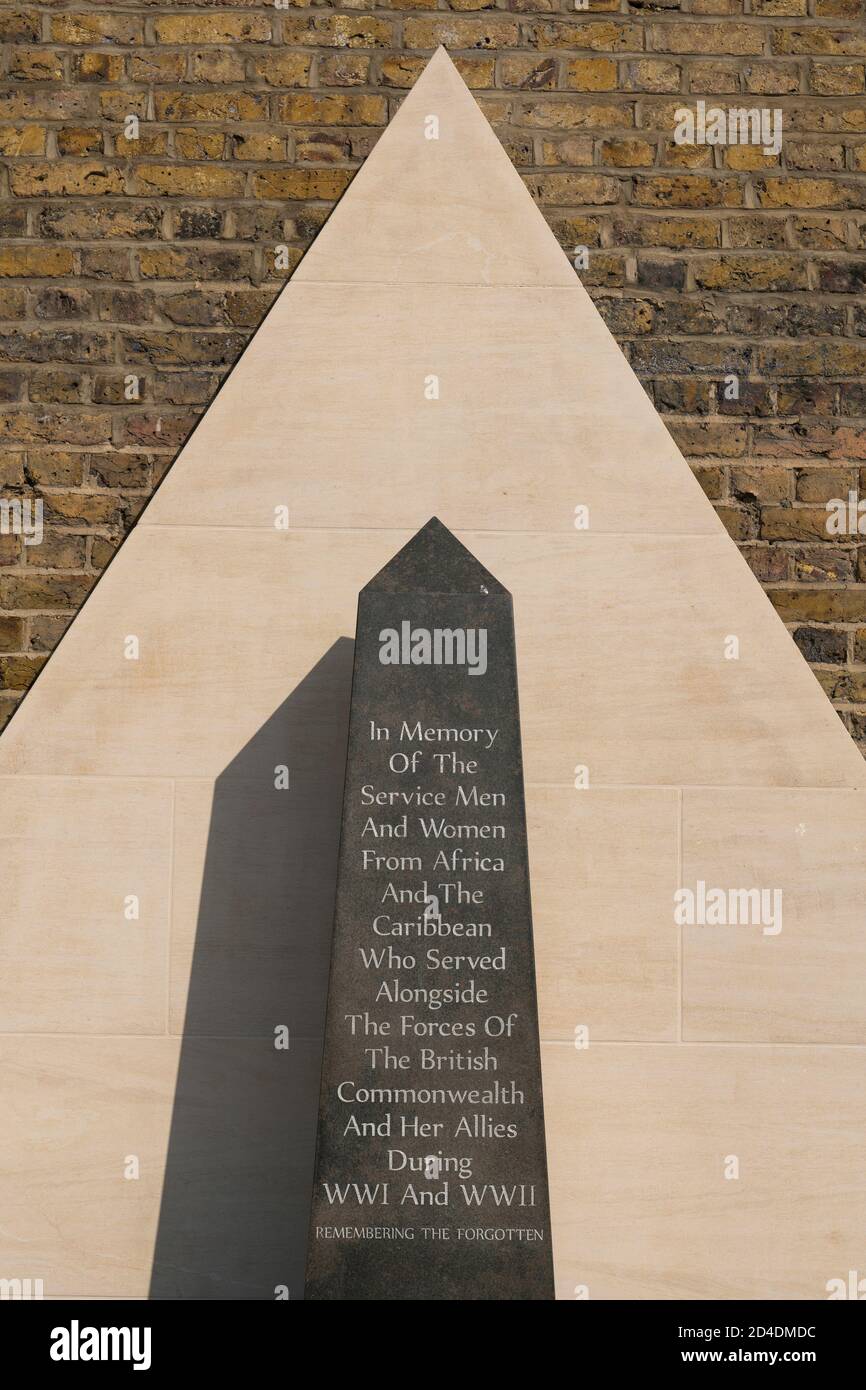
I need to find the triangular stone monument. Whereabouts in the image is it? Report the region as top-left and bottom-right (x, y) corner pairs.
(0, 49), (864, 1301)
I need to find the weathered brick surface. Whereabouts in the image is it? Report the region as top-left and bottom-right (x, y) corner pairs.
(1, 1), (866, 749)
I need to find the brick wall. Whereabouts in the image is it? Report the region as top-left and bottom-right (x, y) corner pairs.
(1, 1), (866, 748)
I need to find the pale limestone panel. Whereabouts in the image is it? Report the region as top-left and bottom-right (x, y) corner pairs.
(474, 532), (864, 788)
(682, 789), (866, 1043)
(0, 1036), (322, 1300)
(529, 787), (679, 1041)
(543, 1041), (866, 1300)
(3, 530), (860, 789)
(295, 48), (575, 288)
(0, 1038), (178, 1299)
(0, 527), (392, 779)
(0, 777), (172, 1034)
(140, 284), (719, 538)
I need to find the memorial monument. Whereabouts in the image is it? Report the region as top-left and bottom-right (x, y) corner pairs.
(0, 48), (863, 1302)
(306, 519), (554, 1300)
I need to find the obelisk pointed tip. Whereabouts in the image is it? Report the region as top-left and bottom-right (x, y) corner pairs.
(363, 519), (508, 597)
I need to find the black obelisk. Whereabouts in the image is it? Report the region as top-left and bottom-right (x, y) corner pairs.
(305, 519), (554, 1300)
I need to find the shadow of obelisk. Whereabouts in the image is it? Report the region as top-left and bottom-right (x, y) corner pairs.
(149, 639), (353, 1299)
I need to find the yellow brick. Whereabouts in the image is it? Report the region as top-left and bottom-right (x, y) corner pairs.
(277, 94), (388, 126)
(0, 126), (46, 157)
(280, 14), (393, 49)
(51, 13), (142, 44)
(57, 126), (104, 156)
(600, 138), (656, 168)
(650, 22), (765, 55)
(134, 164), (245, 198)
(403, 17), (520, 50)
(9, 48), (64, 81)
(756, 177), (858, 208)
(252, 52), (313, 88)
(522, 21), (642, 52)
(565, 58), (617, 93)
(8, 162), (124, 197)
(153, 15), (271, 44)
(74, 52), (124, 83)
(810, 61), (865, 95)
(155, 92), (268, 123)
(724, 145), (782, 170)
(0, 247), (75, 278)
(174, 129), (226, 160)
(252, 168), (352, 200)
(232, 132), (286, 162)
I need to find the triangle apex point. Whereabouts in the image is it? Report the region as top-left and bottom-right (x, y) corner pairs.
(364, 516), (506, 596)
(425, 46), (463, 77)
(420, 515), (454, 537)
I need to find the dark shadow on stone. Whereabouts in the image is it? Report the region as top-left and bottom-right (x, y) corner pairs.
(149, 638), (353, 1300)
